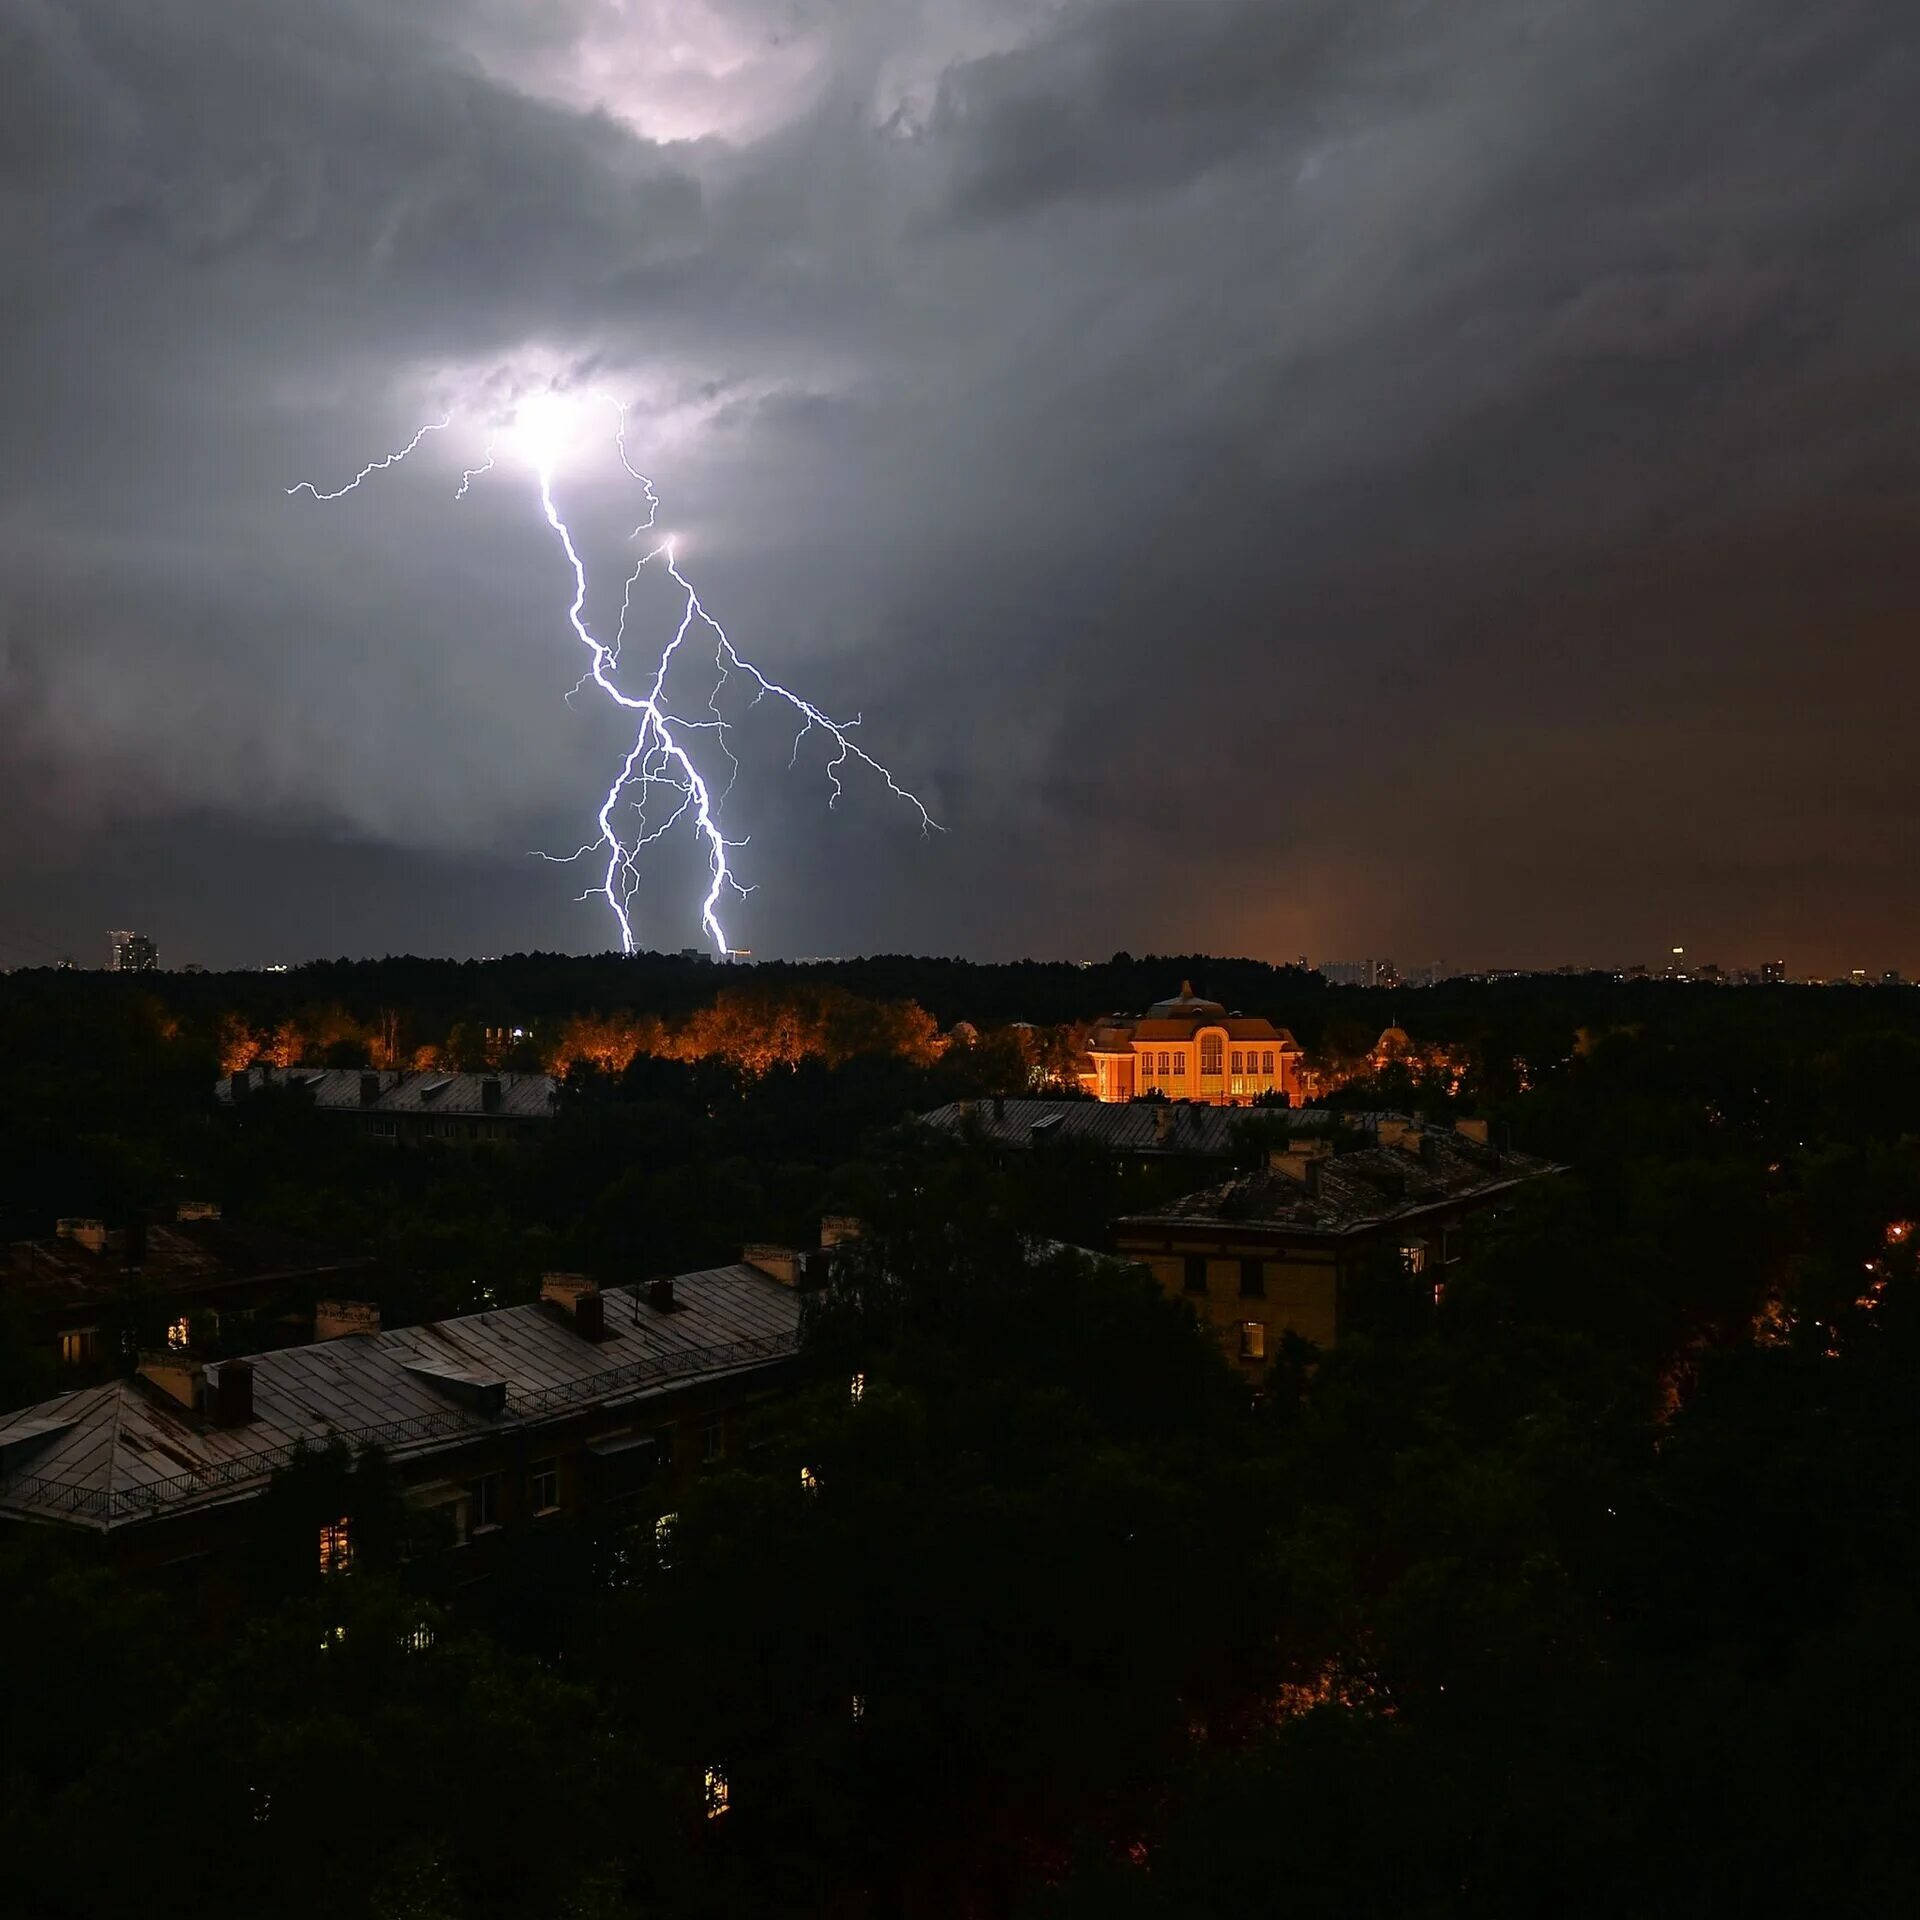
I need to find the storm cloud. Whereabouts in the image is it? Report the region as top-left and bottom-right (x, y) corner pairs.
(2, 0), (1916, 971)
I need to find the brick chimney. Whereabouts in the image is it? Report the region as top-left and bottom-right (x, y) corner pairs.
(743, 1245), (801, 1286)
(138, 1351), (203, 1412)
(540, 1273), (597, 1313)
(819, 1216), (863, 1248)
(359, 1072), (382, 1108)
(315, 1300), (381, 1341)
(211, 1358), (255, 1426)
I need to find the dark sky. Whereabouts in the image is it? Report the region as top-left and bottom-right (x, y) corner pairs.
(3, 1), (1917, 975)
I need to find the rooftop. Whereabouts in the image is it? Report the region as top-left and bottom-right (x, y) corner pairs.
(3, 1216), (370, 1323)
(216, 1066), (559, 1120)
(0, 1263), (801, 1533)
(1117, 1125), (1562, 1238)
(919, 1097), (1394, 1158)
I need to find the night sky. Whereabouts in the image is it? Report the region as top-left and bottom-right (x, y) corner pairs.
(3, 1), (1917, 973)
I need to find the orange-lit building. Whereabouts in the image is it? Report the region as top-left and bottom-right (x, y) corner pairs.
(1081, 982), (1306, 1106)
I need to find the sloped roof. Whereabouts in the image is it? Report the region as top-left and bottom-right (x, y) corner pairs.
(919, 1098), (1384, 1158)
(0, 1264), (800, 1533)
(1116, 1129), (1562, 1238)
(4, 1219), (369, 1320)
(216, 1067), (559, 1120)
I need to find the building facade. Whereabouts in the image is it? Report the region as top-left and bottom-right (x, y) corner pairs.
(1081, 982), (1306, 1106)
(1115, 1117), (1560, 1376)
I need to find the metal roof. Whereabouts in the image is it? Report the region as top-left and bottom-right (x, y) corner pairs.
(216, 1067), (559, 1121)
(3, 1218), (370, 1318)
(0, 1264), (800, 1533)
(917, 1098), (1383, 1158)
(1116, 1131), (1562, 1238)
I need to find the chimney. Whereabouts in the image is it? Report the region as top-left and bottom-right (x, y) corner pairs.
(540, 1272), (597, 1314)
(210, 1358), (255, 1426)
(1378, 1117), (1419, 1154)
(820, 1216), (863, 1248)
(124, 1213), (148, 1267)
(138, 1351), (203, 1412)
(57, 1218), (108, 1254)
(743, 1245), (801, 1286)
(1454, 1117), (1491, 1147)
(315, 1299), (381, 1341)
(359, 1072), (382, 1108)
(647, 1275), (677, 1313)
(574, 1290), (607, 1342)
(230, 1067), (250, 1102)
(481, 1076), (503, 1114)
(1270, 1140), (1333, 1186)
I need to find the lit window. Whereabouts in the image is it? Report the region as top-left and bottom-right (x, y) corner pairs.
(1239, 1321), (1266, 1361)
(319, 1624), (348, 1651)
(704, 1765), (730, 1819)
(850, 1371), (866, 1405)
(700, 1422), (725, 1464)
(405, 1621), (436, 1653)
(1172, 1053), (1185, 1076)
(851, 1693), (866, 1724)
(1159, 1051), (1170, 1074)
(1399, 1240), (1429, 1275)
(1231, 1050), (1243, 1074)
(1432, 1281), (1447, 1308)
(800, 1466), (820, 1494)
(1263, 1051), (1275, 1076)
(655, 1511), (678, 1566)
(529, 1460), (559, 1514)
(318, 1517), (353, 1577)
(165, 1316), (192, 1352)
(1201, 1036), (1223, 1075)
(58, 1328), (98, 1366)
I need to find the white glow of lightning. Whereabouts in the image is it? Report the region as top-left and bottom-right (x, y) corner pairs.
(286, 394), (936, 954)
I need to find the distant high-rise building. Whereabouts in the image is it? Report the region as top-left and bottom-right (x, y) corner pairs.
(107, 929), (158, 973)
(1759, 959), (1787, 985)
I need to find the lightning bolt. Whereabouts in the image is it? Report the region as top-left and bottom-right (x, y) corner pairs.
(287, 395), (936, 954)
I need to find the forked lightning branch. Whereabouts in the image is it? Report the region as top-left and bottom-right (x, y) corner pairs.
(288, 393), (935, 954)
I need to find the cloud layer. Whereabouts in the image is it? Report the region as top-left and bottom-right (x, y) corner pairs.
(2, 0), (1916, 970)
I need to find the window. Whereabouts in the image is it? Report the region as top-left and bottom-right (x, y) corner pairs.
(318, 1517), (353, 1577)
(1432, 1280), (1447, 1309)
(529, 1460), (559, 1514)
(469, 1473), (501, 1532)
(851, 1692), (867, 1724)
(405, 1621), (436, 1653)
(165, 1315), (192, 1352)
(700, 1421), (725, 1464)
(1231, 1050), (1243, 1075)
(704, 1765), (731, 1819)
(1239, 1322), (1267, 1362)
(58, 1328), (99, 1367)
(849, 1372), (866, 1405)
(655, 1511), (678, 1564)
(1399, 1239), (1429, 1276)
(1172, 1052), (1185, 1076)
(1158, 1050), (1170, 1074)
(1183, 1255), (1208, 1295)
(1239, 1258), (1265, 1298)
(1263, 1051), (1276, 1076)
(800, 1466), (820, 1494)
(1201, 1035), (1223, 1075)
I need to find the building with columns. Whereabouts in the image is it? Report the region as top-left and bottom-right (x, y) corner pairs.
(1081, 982), (1306, 1106)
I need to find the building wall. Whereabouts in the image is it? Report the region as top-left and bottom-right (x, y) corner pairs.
(1094, 1026), (1305, 1107)
(1121, 1236), (1342, 1373)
